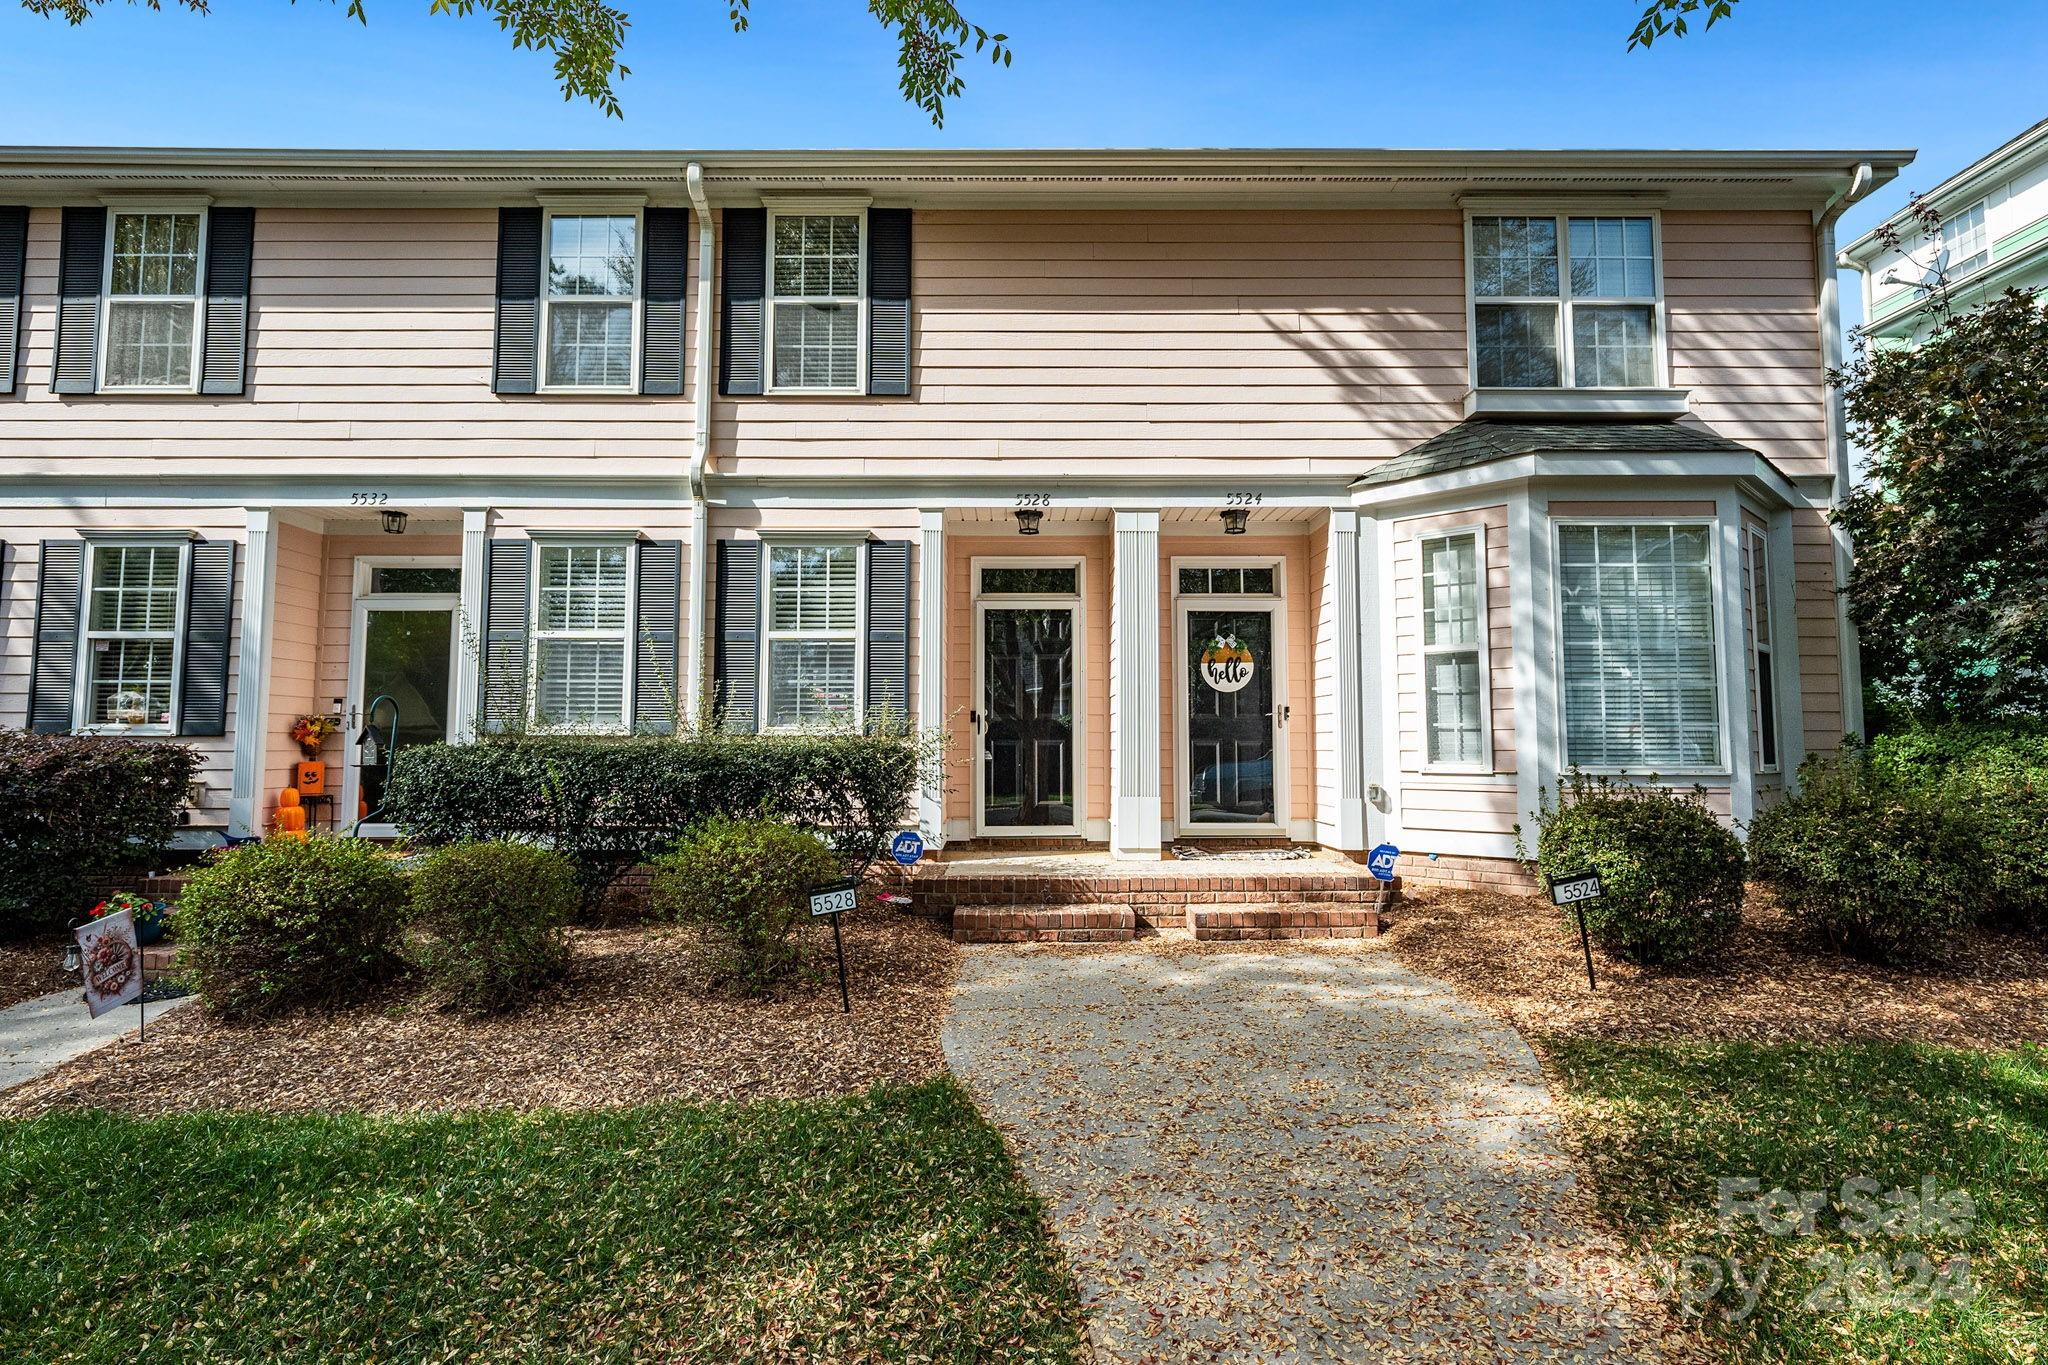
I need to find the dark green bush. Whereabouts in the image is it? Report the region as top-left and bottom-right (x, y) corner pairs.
(382, 732), (922, 909)
(1527, 774), (1746, 967)
(0, 731), (198, 938)
(649, 817), (841, 995)
(1748, 749), (1981, 963)
(173, 837), (409, 1019)
(407, 841), (578, 1014)
(1867, 722), (2048, 931)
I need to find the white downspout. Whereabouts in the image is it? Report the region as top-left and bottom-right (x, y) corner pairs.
(1816, 161), (1875, 741)
(684, 162), (715, 728)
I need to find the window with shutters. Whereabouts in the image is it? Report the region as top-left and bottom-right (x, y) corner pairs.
(764, 543), (861, 728)
(1557, 523), (1722, 771)
(1419, 530), (1490, 769)
(531, 542), (633, 731)
(1469, 214), (1665, 390)
(542, 212), (640, 391)
(77, 542), (185, 734)
(101, 210), (206, 392)
(767, 212), (864, 394)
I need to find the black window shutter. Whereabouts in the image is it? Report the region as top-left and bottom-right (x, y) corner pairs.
(633, 539), (682, 733)
(52, 207), (106, 395)
(28, 540), (84, 732)
(199, 207), (255, 396)
(481, 538), (533, 730)
(492, 208), (543, 395)
(0, 207), (25, 396)
(178, 540), (235, 736)
(713, 539), (762, 731)
(864, 540), (911, 726)
(641, 207), (687, 396)
(719, 208), (766, 396)
(866, 208), (912, 397)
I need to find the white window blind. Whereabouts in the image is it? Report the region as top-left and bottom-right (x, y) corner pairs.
(544, 214), (637, 389)
(765, 543), (858, 727)
(532, 543), (631, 730)
(83, 543), (183, 730)
(769, 213), (862, 392)
(104, 211), (203, 390)
(1558, 524), (1721, 770)
(1420, 532), (1486, 767)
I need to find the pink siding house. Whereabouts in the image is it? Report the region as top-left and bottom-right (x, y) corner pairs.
(0, 146), (1909, 887)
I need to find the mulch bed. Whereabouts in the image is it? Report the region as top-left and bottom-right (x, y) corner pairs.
(1385, 888), (2048, 1049)
(1, 906), (955, 1118)
(0, 934), (73, 1012)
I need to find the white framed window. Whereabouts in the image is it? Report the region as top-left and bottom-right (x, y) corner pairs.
(77, 541), (186, 734)
(1469, 214), (1664, 390)
(101, 209), (206, 392)
(543, 211), (640, 391)
(1419, 530), (1490, 769)
(531, 541), (633, 731)
(1556, 522), (1722, 772)
(1746, 527), (1779, 773)
(1939, 200), (1989, 282)
(767, 211), (864, 394)
(763, 542), (861, 728)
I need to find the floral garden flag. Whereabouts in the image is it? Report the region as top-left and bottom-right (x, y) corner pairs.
(74, 909), (142, 1019)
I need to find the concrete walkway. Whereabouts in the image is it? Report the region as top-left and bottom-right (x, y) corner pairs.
(1, 988), (189, 1095)
(943, 944), (1685, 1363)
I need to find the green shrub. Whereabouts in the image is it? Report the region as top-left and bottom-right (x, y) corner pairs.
(382, 731), (925, 909)
(1527, 774), (1746, 967)
(0, 731), (198, 938)
(407, 841), (578, 1014)
(649, 817), (841, 995)
(173, 837), (409, 1019)
(1748, 749), (1981, 963)
(1867, 722), (2048, 931)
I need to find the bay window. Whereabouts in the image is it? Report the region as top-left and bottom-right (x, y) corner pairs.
(532, 542), (632, 730)
(765, 543), (859, 728)
(1557, 523), (1721, 771)
(544, 212), (639, 390)
(768, 212), (863, 393)
(1471, 214), (1662, 390)
(81, 542), (184, 732)
(103, 210), (204, 391)
(1420, 531), (1488, 768)
(1746, 527), (1779, 772)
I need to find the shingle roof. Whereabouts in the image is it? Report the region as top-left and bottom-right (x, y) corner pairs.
(1353, 419), (1761, 488)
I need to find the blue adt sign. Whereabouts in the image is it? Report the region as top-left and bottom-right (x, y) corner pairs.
(890, 830), (926, 865)
(1366, 843), (1401, 882)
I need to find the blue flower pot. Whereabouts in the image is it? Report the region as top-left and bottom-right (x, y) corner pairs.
(135, 916), (166, 947)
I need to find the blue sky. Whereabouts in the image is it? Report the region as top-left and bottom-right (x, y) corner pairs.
(3, 0), (2043, 307)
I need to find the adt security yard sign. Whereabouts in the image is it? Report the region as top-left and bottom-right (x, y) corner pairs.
(890, 830), (925, 865)
(1366, 843), (1400, 882)
(1547, 869), (1605, 991)
(809, 879), (860, 1013)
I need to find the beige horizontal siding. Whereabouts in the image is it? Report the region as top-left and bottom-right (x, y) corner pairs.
(1390, 507), (1516, 799)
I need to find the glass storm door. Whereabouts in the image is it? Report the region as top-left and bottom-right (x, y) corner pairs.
(981, 607), (1077, 830)
(1185, 608), (1278, 826)
(352, 606), (455, 822)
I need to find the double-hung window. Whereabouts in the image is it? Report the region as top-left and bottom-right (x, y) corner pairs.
(1471, 214), (1662, 389)
(81, 542), (185, 733)
(768, 212), (863, 393)
(1557, 524), (1720, 771)
(764, 543), (860, 728)
(1938, 201), (1989, 282)
(544, 212), (639, 390)
(1746, 527), (1779, 772)
(103, 210), (205, 391)
(531, 542), (632, 730)
(1420, 531), (1488, 768)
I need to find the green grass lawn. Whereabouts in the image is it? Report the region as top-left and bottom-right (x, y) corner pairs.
(1546, 1039), (2048, 1363)
(0, 1077), (1084, 1364)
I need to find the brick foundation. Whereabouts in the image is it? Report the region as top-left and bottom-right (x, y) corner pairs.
(1189, 905), (1383, 940)
(953, 904), (1137, 944)
(1391, 852), (1539, 896)
(916, 864), (1397, 932)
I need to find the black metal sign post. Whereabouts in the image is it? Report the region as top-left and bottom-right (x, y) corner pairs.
(1547, 870), (1605, 991)
(809, 880), (859, 1014)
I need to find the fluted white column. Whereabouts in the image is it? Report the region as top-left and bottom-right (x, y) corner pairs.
(1110, 510), (1162, 859)
(453, 507), (489, 742)
(917, 509), (947, 847)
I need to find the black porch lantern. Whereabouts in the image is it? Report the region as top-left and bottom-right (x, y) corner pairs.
(1220, 507), (1250, 535)
(1015, 508), (1043, 535)
(380, 509), (409, 535)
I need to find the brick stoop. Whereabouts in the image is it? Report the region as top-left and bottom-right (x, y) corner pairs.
(1189, 904), (1384, 941)
(953, 904), (1137, 944)
(917, 861), (1396, 934)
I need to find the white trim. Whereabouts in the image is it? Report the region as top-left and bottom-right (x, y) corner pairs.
(71, 538), (189, 738)
(351, 553), (463, 598)
(1507, 489), (1548, 841)
(1465, 387), (1689, 418)
(344, 582), (462, 838)
(970, 555), (1087, 838)
(1109, 510), (1162, 858)
(1716, 495), (1756, 828)
(454, 509), (488, 743)
(758, 539), (865, 732)
(763, 206), (868, 397)
(1413, 522), (1495, 775)
(534, 192), (649, 212)
(915, 510), (947, 845)
(1170, 554), (1290, 837)
(228, 508), (277, 839)
(526, 538), (637, 734)
(537, 207), (644, 395)
(97, 205), (208, 395)
(1744, 524), (1781, 775)
(1325, 508), (1367, 850)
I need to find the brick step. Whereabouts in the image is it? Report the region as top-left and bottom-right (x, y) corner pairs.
(1190, 903), (1385, 941)
(953, 904), (1137, 945)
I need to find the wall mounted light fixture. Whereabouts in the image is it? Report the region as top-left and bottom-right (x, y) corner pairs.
(1220, 507), (1249, 535)
(380, 509), (408, 535)
(1015, 508), (1043, 535)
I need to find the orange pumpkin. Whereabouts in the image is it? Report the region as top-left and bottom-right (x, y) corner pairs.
(279, 787), (301, 809)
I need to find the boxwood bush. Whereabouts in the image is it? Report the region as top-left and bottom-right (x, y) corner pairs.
(174, 837), (409, 1019)
(1749, 748), (1983, 962)
(1527, 774), (1746, 967)
(650, 817), (841, 995)
(1867, 722), (2048, 932)
(0, 730), (198, 938)
(407, 841), (577, 1014)
(381, 731), (922, 909)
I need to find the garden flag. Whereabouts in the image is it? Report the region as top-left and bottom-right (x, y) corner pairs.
(74, 909), (142, 1018)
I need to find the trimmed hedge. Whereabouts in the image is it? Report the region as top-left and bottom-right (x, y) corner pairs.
(408, 841), (577, 1014)
(173, 837), (410, 1019)
(1867, 722), (2048, 932)
(0, 730), (198, 939)
(382, 733), (921, 908)
(1529, 774), (1746, 967)
(650, 818), (841, 995)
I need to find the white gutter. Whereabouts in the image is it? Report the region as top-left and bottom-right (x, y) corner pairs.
(1816, 160), (1876, 740)
(683, 161), (715, 729)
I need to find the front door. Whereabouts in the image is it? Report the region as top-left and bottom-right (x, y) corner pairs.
(345, 574), (459, 833)
(1182, 606), (1280, 829)
(979, 605), (1078, 832)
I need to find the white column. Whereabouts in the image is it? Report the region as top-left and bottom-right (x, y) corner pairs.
(1509, 491), (1555, 837)
(227, 507), (279, 839)
(453, 507), (489, 743)
(1325, 508), (1367, 850)
(682, 498), (710, 729)
(916, 509), (948, 847)
(1356, 511), (1388, 847)
(1717, 494), (1757, 830)
(1110, 509), (1162, 859)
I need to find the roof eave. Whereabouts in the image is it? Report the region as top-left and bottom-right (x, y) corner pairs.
(1349, 450), (1809, 511)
